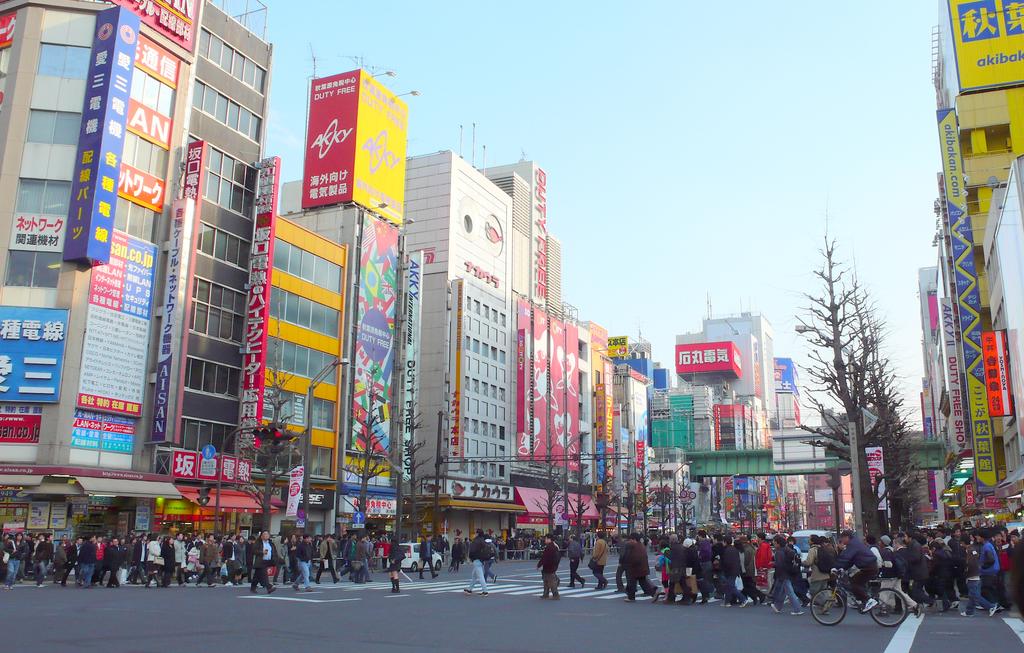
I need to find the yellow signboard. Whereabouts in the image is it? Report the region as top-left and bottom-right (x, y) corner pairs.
(607, 336), (629, 358)
(352, 72), (408, 226)
(947, 0), (1024, 92)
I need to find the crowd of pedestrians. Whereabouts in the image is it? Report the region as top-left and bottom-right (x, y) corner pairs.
(4, 522), (1023, 617)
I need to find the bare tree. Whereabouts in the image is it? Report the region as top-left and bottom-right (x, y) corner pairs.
(563, 440), (590, 537)
(343, 386), (395, 523)
(797, 239), (919, 535)
(237, 361), (302, 529)
(402, 424), (434, 540)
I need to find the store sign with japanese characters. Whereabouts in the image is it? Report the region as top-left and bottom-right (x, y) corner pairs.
(77, 232), (156, 417)
(117, 161), (165, 212)
(134, 34), (178, 88)
(237, 157), (279, 440)
(70, 409), (135, 453)
(125, 99), (172, 150)
(64, 6), (139, 266)
(0, 307), (68, 403)
(109, 0), (197, 53)
(9, 214), (65, 253)
(675, 341), (743, 378)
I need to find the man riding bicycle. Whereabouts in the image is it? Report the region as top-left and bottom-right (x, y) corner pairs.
(834, 530), (880, 613)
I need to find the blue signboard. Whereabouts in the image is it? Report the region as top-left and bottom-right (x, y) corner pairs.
(71, 409), (135, 453)
(773, 357), (799, 397)
(596, 440), (606, 483)
(0, 307), (69, 402)
(63, 6), (139, 265)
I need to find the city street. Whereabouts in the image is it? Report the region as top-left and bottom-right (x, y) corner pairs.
(2, 560), (1022, 653)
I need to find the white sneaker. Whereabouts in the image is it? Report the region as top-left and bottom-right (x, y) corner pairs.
(861, 598), (878, 613)
(225, 582), (233, 587)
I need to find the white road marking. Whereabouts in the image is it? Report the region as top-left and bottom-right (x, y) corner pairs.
(238, 595), (361, 603)
(567, 589), (620, 598)
(882, 614), (924, 653)
(1003, 617), (1024, 645)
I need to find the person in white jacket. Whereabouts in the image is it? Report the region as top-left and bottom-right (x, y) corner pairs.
(145, 535), (163, 588)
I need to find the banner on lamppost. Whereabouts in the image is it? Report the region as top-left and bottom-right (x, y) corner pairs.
(286, 466), (304, 518)
(865, 446), (887, 511)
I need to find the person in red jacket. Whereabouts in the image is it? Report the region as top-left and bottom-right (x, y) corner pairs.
(537, 534), (561, 600)
(755, 533), (774, 591)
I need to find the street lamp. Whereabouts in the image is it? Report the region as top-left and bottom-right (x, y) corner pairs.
(301, 357), (348, 532)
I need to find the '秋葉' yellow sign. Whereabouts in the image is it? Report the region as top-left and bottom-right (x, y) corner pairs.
(607, 336), (629, 358)
(352, 72), (408, 226)
(947, 0), (1024, 92)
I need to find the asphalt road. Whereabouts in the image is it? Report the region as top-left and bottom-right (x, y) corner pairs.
(2, 560), (1022, 653)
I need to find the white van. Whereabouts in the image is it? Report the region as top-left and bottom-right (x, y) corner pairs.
(790, 530), (835, 562)
(397, 542), (443, 572)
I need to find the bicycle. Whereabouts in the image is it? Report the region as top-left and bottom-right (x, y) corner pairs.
(809, 569), (908, 627)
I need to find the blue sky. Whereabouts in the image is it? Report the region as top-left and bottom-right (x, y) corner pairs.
(263, 1), (942, 424)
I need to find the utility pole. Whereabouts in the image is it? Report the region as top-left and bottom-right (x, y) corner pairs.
(432, 409), (444, 536)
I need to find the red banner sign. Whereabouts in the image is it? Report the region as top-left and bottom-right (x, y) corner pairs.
(134, 34), (178, 87)
(302, 72), (360, 209)
(238, 158), (279, 439)
(170, 448), (251, 484)
(0, 414), (41, 444)
(126, 99), (172, 149)
(982, 330), (1014, 417)
(964, 482), (976, 506)
(675, 341), (742, 377)
(118, 162), (165, 212)
(0, 12), (15, 49)
(109, 0), (197, 53)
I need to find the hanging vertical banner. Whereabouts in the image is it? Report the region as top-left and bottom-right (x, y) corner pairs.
(516, 299), (532, 459)
(400, 251), (423, 481)
(448, 278), (464, 458)
(865, 446), (887, 510)
(286, 465), (304, 517)
(532, 306), (550, 461)
(549, 316), (566, 465)
(351, 215), (398, 454)
(941, 299), (968, 452)
(982, 330), (1015, 417)
(565, 322), (580, 472)
(238, 157), (279, 442)
(937, 108), (996, 490)
(64, 7), (139, 265)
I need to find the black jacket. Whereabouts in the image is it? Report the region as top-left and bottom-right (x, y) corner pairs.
(668, 542), (687, 574)
(250, 540), (279, 569)
(297, 541), (313, 563)
(105, 545), (125, 569)
(772, 546), (797, 581)
(468, 536), (487, 561)
(902, 540), (929, 582)
(720, 545), (742, 577)
(78, 541), (97, 565)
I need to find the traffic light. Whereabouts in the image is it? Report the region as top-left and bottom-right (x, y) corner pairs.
(197, 486), (211, 507)
(253, 425), (293, 452)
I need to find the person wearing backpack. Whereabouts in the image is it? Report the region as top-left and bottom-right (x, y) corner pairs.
(567, 535), (585, 588)
(878, 535), (919, 616)
(802, 535), (832, 597)
(769, 535), (804, 615)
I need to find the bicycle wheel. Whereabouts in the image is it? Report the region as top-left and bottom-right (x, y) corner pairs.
(810, 588), (847, 626)
(870, 589), (908, 627)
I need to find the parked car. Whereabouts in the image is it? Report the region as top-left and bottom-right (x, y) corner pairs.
(398, 542), (443, 572)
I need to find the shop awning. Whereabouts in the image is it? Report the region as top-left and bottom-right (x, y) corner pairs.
(995, 465), (1024, 498)
(514, 487), (600, 520)
(440, 497), (525, 513)
(0, 475), (43, 487)
(76, 477), (181, 499)
(177, 486), (262, 513)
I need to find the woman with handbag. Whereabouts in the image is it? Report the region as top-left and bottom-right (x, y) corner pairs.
(145, 534), (163, 588)
(159, 536), (175, 587)
(589, 533), (609, 589)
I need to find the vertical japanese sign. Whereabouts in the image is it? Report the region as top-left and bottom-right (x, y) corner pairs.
(532, 167), (548, 305)
(77, 232), (156, 417)
(603, 360), (614, 475)
(64, 7), (139, 266)
(941, 299), (968, 452)
(0, 307), (68, 402)
(351, 215), (398, 454)
(0, 11), (14, 116)
(238, 157), (279, 442)
(401, 251), (423, 481)
(149, 198), (191, 442)
(154, 140), (205, 444)
(449, 279), (464, 458)
(938, 108), (997, 489)
(982, 330), (1015, 417)
(549, 317), (565, 465)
